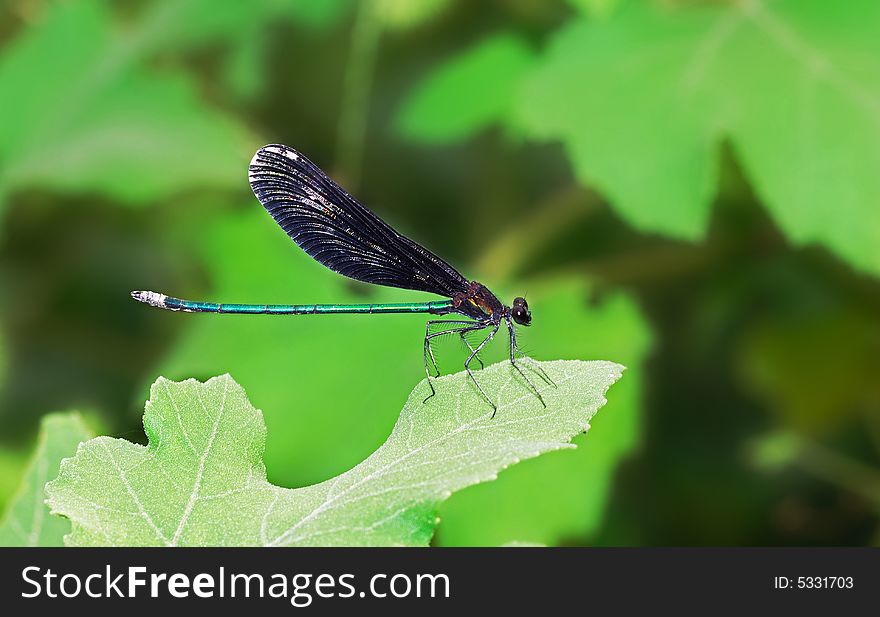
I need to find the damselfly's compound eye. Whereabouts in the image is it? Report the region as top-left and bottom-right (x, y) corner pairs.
(511, 296), (531, 326)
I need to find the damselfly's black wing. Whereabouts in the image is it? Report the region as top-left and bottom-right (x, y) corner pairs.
(248, 144), (470, 298)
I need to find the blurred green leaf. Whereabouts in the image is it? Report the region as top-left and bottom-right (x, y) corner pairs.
(152, 207), (648, 545)
(223, 29), (266, 101)
(0, 1), (254, 206)
(47, 364), (622, 546)
(437, 280), (650, 546)
(147, 0), (353, 100)
(516, 0), (880, 274)
(567, 0), (620, 18)
(0, 413), (93, 547)
(145, 0), (353, 48)
(396, 33), (536, 143)
(374, 0), (452, 30)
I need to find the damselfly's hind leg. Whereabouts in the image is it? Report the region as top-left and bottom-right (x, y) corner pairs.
(465, 321), (501, 417)
(422, 320), (486, 404)
(506, 319), (549, 408)
(423, 321), (442, 380)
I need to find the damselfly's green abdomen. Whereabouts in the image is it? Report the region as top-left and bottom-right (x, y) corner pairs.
(131, 291), (454, 316)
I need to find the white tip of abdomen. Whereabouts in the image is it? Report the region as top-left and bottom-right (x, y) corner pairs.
(131, 290), (167, 308)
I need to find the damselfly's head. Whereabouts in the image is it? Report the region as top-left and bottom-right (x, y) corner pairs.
(511, 297), (531, 326)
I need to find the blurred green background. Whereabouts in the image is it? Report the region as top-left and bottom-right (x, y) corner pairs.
(1, 0), (879, 546)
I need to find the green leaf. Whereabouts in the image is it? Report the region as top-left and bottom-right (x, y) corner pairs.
(396, 33), (536, 143)
(0, 413), (93, 547)
(517, 0), (880, 274)
(0, 1), (254, 206)
(47, 363), (623, 546)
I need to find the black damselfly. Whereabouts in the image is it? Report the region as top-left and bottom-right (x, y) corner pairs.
(132, 144), (553, 414)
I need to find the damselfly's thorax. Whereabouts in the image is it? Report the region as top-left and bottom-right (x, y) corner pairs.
(451, 281), (503, 321)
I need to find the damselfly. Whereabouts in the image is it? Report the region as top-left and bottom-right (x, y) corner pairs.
(132, 145), (552, 414)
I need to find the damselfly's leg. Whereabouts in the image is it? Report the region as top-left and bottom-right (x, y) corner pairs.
(508, 319), (556, 387)
(459, 332), (484, 369)
(506, 319), (547, 408)
(423, 320), (486, 404)
(424, 323), (488, 403)
(424, 320), (481, 377)
(423, 321), (442, 378)
(465, 321), (501, 416)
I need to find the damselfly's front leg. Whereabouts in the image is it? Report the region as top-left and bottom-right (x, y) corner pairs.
(506, 318), (547, 409)
(507, 319), (555, 387)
